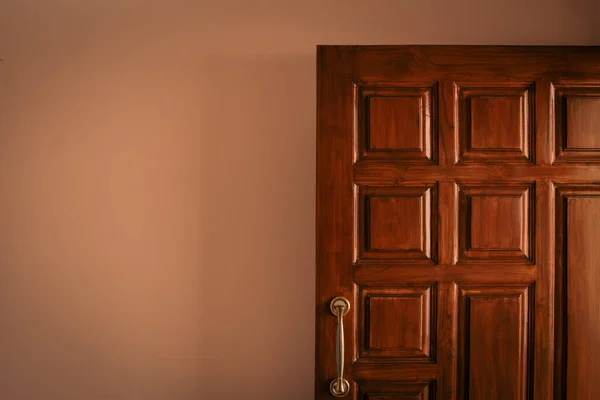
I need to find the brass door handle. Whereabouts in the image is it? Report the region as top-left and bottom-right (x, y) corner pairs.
(329, 297), (350, 397)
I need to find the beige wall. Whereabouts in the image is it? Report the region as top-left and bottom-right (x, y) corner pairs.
(0, 1), (598, 399)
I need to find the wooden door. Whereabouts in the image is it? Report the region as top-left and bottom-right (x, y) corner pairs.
(316, 46), (600, 400)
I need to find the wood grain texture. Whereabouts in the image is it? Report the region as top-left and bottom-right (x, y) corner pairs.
(316, 45), (355, 399)
(469, 196), (522, 249)
(357, 84), (437, 163)
(317, 46), (600, 400)
(353, 163), (600, 185)
(357, 381), (434, 400)
(456, 83), (533, 163)
(565, 97), (600, 148)
(470, 96), (522, 149)
(457, 285), (532, 400)
(357, 185), (437, 263)
(370, 97), (422, 149)
(457, 183), (534, 263)
(554, 84), (600, 163)
(357, 285), (435, 362)
(369, 196), (423, 251)
(555, 186), (600, 399)
(533, 181), (554, 400)
(368, 297), (423, 349)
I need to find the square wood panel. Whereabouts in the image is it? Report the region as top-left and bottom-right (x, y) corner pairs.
(553, 84), (600, 163)
(357, 285), (435, 363)
(357, 185), (437, 264)
(456, 183), (534, 264)
(356, 84), (438, 163)
(357, 381), (435, 400)
(455, 83), (534, 164)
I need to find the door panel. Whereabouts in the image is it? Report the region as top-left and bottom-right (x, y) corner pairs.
(357, 185), (437, 263)
(457, 285), (532, 400)
(357, 381), (435, 400)
(553, 84), (600, 163)
(555, 186), (600, 399)
(357, 84), (438, 163)
(455, 82), (534, 163)
(316, 46), (600, 400)
(456, 183), (534, 264)
(356, 284), (435, 363)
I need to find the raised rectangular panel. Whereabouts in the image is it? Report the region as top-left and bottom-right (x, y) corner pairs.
(370, 97), (422, 150)
(357, 185), (437, 263)
(470, 96), (522, 150)
(357, 285), (435, 363)
(455, 82), (534, 163)
(369, 197), (422, 251)
(357, 381), (435, 400)
(457, 284), (532, 400)
(469, 195), (523, 250)
(555, 186), (600, 398)
(553, 84), (600, 162)
(456, 183), (534, 264)
(566, 97), (600, 148)
(368, 297), (423, 350)
(356, 84), (438, 163)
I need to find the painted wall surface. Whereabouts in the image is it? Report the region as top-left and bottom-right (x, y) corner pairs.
(0, 1), (598, 399)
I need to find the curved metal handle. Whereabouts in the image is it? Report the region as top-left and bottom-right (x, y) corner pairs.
(329, 297), (350, 397)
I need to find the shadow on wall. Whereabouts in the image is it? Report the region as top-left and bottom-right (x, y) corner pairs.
(198, 54), (315, 400)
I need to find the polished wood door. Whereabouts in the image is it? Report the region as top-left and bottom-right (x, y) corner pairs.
(316, 46), (600, 400)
